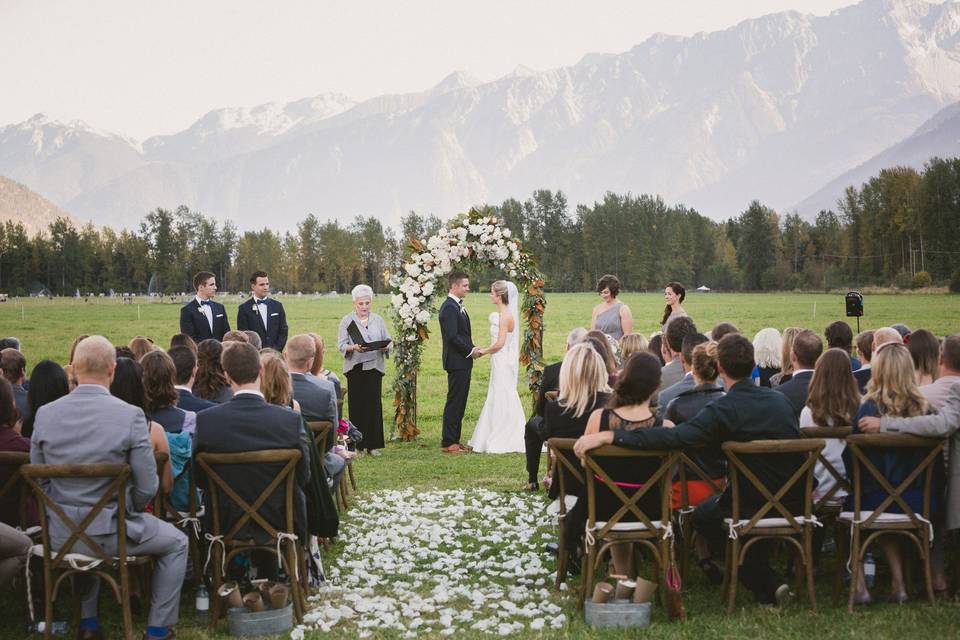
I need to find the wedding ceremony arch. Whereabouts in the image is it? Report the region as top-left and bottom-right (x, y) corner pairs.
(390, 209), (547, 441)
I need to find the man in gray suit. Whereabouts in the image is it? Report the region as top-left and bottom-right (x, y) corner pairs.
(30, 336), (187, 640)
(656, 332), (710, 420)
(285, 334), (344, 487)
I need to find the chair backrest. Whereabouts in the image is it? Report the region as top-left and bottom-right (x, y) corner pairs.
(723, 439), (823, 534)
(20, 463), (132, 569)
(0, 451), (29, 527)
(844, 433), (944, 528)
(546, 438), (582, 516)
(194, 449), (301, 542)
(307, 420), (334, 452)
(800, 426), (852, 510)
(582, 445), (677, 538)
(675, 449), (726, 511)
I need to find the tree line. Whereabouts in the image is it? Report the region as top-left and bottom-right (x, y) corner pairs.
(1, 157), (958, 297)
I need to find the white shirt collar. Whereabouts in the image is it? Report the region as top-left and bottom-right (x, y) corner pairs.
(195, 295), (211, 306)
(448, 293), (462, 305)
(174, 385), (193, 393)
(793, 368), (814, 375)
(859, 363), (871, 370)
(234, 389), (264, 399)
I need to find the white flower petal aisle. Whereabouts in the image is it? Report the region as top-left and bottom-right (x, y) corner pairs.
(295, 489), (568, 638)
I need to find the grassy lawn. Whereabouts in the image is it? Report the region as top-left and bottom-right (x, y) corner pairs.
(0, 292), (958, 638)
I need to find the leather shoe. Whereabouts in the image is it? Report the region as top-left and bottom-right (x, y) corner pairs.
(79, 629), (103, 640)
(441, 444), (468, 454)
(544, 543), (559, 556)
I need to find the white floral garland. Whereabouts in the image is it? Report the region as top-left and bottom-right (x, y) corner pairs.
(389, 215), (520, 337)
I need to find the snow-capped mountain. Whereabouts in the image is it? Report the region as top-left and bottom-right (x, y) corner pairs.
(796, 100), (960, 213)
(2, 0), (959, 229)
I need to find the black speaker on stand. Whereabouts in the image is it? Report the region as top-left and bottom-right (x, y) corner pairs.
(845, 291), (864, 333)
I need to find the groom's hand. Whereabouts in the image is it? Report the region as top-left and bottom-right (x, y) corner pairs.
(469, 348), (483, 358)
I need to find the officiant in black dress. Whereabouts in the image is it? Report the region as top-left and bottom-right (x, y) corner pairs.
(337, 284), (392, 454)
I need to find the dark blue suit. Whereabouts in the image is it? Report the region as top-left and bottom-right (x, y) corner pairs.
(237, 297), (288, 351)
(179, 298), (230, 343)
(176, 388), (216, 413)
(438, 296), (474, 447)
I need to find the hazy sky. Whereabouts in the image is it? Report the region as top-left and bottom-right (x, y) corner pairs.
(3, 0), (864, 139)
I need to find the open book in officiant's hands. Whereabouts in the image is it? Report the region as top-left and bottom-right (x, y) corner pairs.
(347, 320), (391, 350)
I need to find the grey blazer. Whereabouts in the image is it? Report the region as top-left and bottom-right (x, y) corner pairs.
(30, 384), (159, 544)
(881, 381), (960, 530)
(291, 373), (338, 425)
(338, 312), (391, 374)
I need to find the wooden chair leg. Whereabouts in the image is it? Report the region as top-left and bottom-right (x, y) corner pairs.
(286, 546), (305, 623)
(339, 477), (349, 509)
(208, 550), (224, 628)
(833, 525), (846, 607)
(847, 527), (860, 613)
(555, 516), (567, 589)
(805, 531), (817, 612)
(580, 540), (596, 609)
(120, 565), (134, 640)
(347, 460), (358, 492)
(921, 529), (936, 606)
(726, 538), (740, 614)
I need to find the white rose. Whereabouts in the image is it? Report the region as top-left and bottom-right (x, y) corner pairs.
(415, 310), (430, 323)
(468, 224), (483, 236)
(391, 294), (404, 308)
(422, 282), (435, 296)
(509, 269), (517, 277)
(503, 228), (512, 238)
(405, 264), (421, 278)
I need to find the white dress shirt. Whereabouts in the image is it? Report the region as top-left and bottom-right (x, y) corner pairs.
(196, 296), (213, 332)
(253, 297), (269, 330)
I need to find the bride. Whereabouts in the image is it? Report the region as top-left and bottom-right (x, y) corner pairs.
(468, 280), (526, 453)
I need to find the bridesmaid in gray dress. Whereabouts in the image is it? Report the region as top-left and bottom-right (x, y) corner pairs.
(660, 281), (688, 332)
(591, 274), (633, 340)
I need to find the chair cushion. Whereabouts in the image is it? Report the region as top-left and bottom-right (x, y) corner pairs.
(724, 517), (816, 529)
(29, 544), (142, 566)
(593, 520), (664, 532)
(838, 511), (916, 525)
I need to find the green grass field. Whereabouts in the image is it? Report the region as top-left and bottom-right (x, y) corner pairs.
(0, 292), (958, 639)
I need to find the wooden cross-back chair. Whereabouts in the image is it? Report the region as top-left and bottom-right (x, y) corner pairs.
(194, 449), (306, 625)
(721, 439), (824, 613)
(581, 445), (678, 610)
(20, 463), (151, 640)
(674, 450), (726, 579)
(307, 420), (349, 511)
(152, 452), (203, 588)
(541, 391), (559, 479)
(0, 451), (31, 529)
(836, 433), (944, 611)
(545, 438), (583, 588)
(338, 389), (358, 492)
(800, 426), (852, 515)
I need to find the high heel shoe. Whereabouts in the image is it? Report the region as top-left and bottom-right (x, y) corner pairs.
(524, 481), (539, 492)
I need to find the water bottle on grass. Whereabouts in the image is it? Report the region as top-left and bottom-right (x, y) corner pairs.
(863, 553), (876, 588)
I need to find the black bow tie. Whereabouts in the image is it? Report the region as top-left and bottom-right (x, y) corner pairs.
(199, 300), (211, 307)
(255, 299), (268, 306)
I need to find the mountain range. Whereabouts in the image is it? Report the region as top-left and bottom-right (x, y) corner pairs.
(1, 0), (959, 230)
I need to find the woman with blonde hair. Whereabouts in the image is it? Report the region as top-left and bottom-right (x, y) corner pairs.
(769, 327), (801, 387)
(619, 333), (649, 364)
(850, 342), (941, 604)
(260, 351), (301, 412)
(751, 328), (783, 387)
(127, 336), (155, 361)
(530, 344), (612, 491)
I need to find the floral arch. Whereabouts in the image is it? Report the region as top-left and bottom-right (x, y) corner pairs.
(390, 209), (546, 441)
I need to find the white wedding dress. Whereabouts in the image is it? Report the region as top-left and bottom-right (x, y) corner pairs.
(468, 298), (527, 453)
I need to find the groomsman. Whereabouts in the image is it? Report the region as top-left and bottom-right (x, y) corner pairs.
(237, 271), (288, 351)
(179, 271), (230, 343)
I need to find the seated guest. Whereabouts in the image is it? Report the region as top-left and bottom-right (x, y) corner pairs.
(169, 333), (197, 353)
(222, 330), (249, 344)
(0, 378), (32, 526)
(64, 334), (90, 391)
(581, 352), (664, 577)
(769, 327), (801, 387)
(854, 330), (875, 393)
(308, 333), (342, 399)
(0, 521), (30, 589)
(647, 334), (666, 367)
(585, 330), (618, 384)
(775, 329), (823, 418)
(31, 336), (187, 640)
(142, 351), (197, 437)
(709, 322), (739, 342)
(110, 358), (173, 495)
(918, 334), (960, 410)
(850, 341), (943, 603)
(0, 338), (20, 351)
(800, 349), (859, 505)
(575, 334), (803, 605)
(525, 342), (610, 491)
(825, 320), (861, 371)
(619, 332), (648, 365)
(194, 341), (310, 580)
(656, 332), (708, 420)
(750, 328), (782, 387)
(0, 348), (28, 421)
(193, 339), (233, 404)
(286, 335), (343, 487)
(660, 316), (698, 392)
(873, 326), (904, 351)
(261, 351), (301, 412)
(536, 328), (586, 419)
(128, 336), (155, 361)
(168, 346), (215, 413)
(242, 330), (262, 350)
(20, 360), (69, 439)
(891, 323), (912, 341)
(908, 329), (940, 386)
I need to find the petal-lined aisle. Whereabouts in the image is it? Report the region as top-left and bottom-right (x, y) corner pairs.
(296, 489), (568, 638)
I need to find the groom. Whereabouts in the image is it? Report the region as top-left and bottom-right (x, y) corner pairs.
(439, 271), (482, 453)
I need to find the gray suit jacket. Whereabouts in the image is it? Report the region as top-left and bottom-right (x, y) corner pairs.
(291, 373), (337, 425)
(30, 384), (159, 544)
(656, 372), (696, 420)
(881, 381), (960, 530)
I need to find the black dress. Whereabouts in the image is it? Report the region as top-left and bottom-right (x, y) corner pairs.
(346, 368), (385, 451)
(594, 409), (663, 521)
